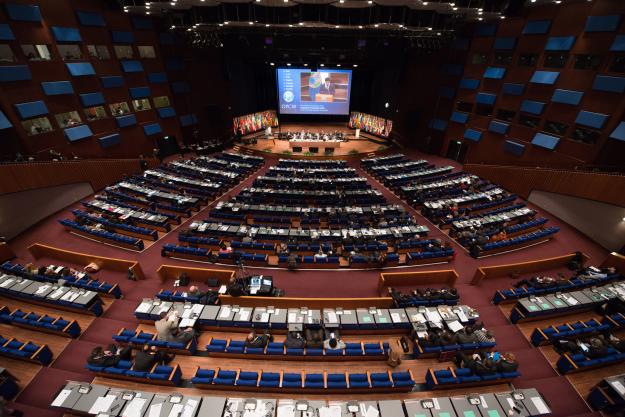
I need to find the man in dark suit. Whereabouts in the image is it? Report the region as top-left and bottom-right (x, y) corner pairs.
(244, 331), (271, 348)
(495, 352), (518, 373)
(134, 345), (171, 372)
(319, 77), (335, 95)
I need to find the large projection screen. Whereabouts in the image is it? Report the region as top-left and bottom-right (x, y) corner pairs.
(277, 68), (352, 115)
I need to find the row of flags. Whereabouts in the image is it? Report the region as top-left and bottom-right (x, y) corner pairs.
(233, 110), (279, 135)
(348, 112), (393, 138)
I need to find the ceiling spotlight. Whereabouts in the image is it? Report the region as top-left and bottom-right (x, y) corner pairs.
(304, 63), (308, 66)
(218, 24), (223, 26)
(436, 32), (441, 35)
(427, 27), (432, 30)
(452, 7), (458, 10)
(299, 22), (304, 25)
(146, 11), (150, 14)
(320, 63), (325, 67)
(265, 24), (270, 27)
(353, 64), (358, 67)
(288, 24), (293, 27)
(340, 0), (345, 3)
(374, 24), (379, 28)
(368, 0), (373, 4)
(478, 17), (483, 20)
(249, 21), (254, 25)
(358, 25), (363, 29)
(124, 9), (129, 12)
(284, 0), (288, 2)
(422, 1), (428, 4)
(256, 0), (261, 2)
(146, 4), (150, 8)
(337, 64), (341, 67)
(170, 25), (175, 29)
(500, 15), (506, 19)
(478, 8), (483, 11)
(270, 62), (275, 66)
(531, 0), (536, 2)
(478, 11), (483, 14)
(224, 21), (229, 25)
(286, 63), (291, 66)
(555, 0), (561, 3)
(335, 25), (340, 28)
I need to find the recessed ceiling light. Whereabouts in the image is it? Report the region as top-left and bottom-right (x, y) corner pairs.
(478, 11), (483, 14)
(478, 8), (483, 11)
(555, 0), (561, 3)
(340, 0), (345, 3)
(450, 2), (455, 6)
(224, 21), (229, 25)
(256, 0), (261, 2)
(374, 24), (379, 27)
(478, 17), (483, 20)
(368, 0), (373, 4)
(270, 62), (274, 66)
(299, 22), (304, 25)
(500, 15), (506, 18)
(436, 32), (441, 35)
(422, 1), (428, 4)
(249, 21), (253, 25)
(358, 25), (363, 29)
(337, 64), (341, 67)
(288, 24), (293, 27)
(304, 63), (308, 66)
(453, 7), (458, 10)
(353, 64), (358, 67)
(284, 0), (288, 2)
(286, 63), (291, 66)
(320, 63), (325, 67)
(146, 11), (150, 15)
(427, 27), (432, 30)
(146, 4), (150, 8)
(218, 24), (223, 26)
(335, 25), (340, 28)
(265, 24), (270, 27)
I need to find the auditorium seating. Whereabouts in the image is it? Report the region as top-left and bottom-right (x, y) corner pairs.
(0, 335), (53, 365)
(205, 337), (389, 360)
(112, 328), (197, 354)
(85, 361), (183, 386)
(0, 306), (81, 338)
(425, 366), (520, 389)
(414, 340), (496, 358)
(1, 261), (122, 299)
(472, 227), (560, 258)
(530, 318), (615, 347)
(556, 348), (625, 374)
(191, 367), (415, 392)
(60, 219), (145, 251)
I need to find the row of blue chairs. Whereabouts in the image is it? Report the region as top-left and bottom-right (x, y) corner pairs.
(72, 209), (158, 240)
(1, 261), (122, 299)
(414, 340), (496, 357)
(407, 249), (454, 262)
(0, 306), (81, 338)
(0, 335), (53, 365)
(530, 317), (618, 347)
(230, 241), (276, 252)
(104, 189), (191, 216)
(557, 348), (625, 374)
(86, 362), (182, 386)
(113, 328), (197, 354)
(82, 201), (171, 232)
(59, 219), (144, 250)
(492, 272), (622, 305)
(178, 235), (222, 248)
(425, 367), (520, 389)
(208, 211), (246, 221)
(206, 338), (389, 359)
(444, 203), (526, 228)
(477, 227), (560, 255)
(505, 217), (548, 235)
(343, 242), (389, 252)
(192, 368), (415, 391)
(162, 244), (209, 258)
(96, 196), (181, 223)
(397, 239), (440, 251)
(156, 289), (204, 303)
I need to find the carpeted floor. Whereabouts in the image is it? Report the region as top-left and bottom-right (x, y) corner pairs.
(4, 149), (611, 416)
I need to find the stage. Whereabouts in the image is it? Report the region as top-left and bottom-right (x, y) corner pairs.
(238, 122), (390, 156)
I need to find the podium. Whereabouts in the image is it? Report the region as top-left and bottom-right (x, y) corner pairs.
(315, 94), (334, 102)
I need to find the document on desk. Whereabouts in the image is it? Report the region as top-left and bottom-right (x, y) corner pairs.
(239, 310), (251, 322)
(219, 307), (231, 318)
(277, 403), (295, 417)
(168, 403), (184, 417)
(390, 312), (401, 322)
(51, 388), (72, 407)
(123, 398), (147, 417)
(319, 405), (342, 417)
(136, 301), (153, 314)
(447, 320), (463, 333)
(181, 399), (198, 417)
(530, 396), (550, 415)
(612, 380), (625, 395)
(36, 285), (51, 294)
(0, 278), (15, 288)
(454, 308), (468, 323)
(89, 395), (116, 414)
(327, 312), (338, 323)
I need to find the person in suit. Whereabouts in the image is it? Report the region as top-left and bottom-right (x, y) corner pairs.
(155, 311), (196, 344)
(226, 276), (246, 297)
(323, 333), (346, 350)
(495, 352), (518, 373)
(133, 345), (171, 372)
(319, 77), (336, 96)
(87, 344), (131, 367)
(585, 337), (609, 359)
(245, 331), (271, 348)
(454, 326), (478, 345)
(285, 331), (306, 349)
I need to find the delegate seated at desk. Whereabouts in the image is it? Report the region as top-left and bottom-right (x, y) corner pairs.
(155, 311), (196, 343)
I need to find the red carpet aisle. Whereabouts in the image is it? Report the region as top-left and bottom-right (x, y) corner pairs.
(3, 150), (610, 416)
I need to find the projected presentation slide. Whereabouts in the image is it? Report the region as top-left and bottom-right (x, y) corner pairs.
(277, 68), (352, 115)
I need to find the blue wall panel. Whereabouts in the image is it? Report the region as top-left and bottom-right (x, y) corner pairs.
(593, 75), (625, 93)
(120, 60), (143, 73)
(147, 72), (168, 84)
(504, 140), (525, 156)
(100, 76), (124, 88)
(79, 92), (105, 107)
(483, 67), (506, 79)
(584, 15), (621, 32)
(502, 83), (524, 95)
(6, 3), (41, 22)
(531, 132), (560, 150)
(129, 86), (151, 99)
(99, 133), (121, 148)
(489, 120), (509, 135)
(143, 122), (162, 136)
(459, 78), (480, 90)
(523, 20), (551, 34)
(429, 119), (448, 131)
(171, 81), (190, 94)
(180, 114), (198, 127)
(476, 93), (497, 105)
(463, 128), (482, 142)
(116, 114), (137, 128)
(610, 35), (625, 52)
(165, 57), (185, 71)
(474, 23), (497, 37)
(520, 100), (546, 115)
(0, 110), (13, 130)
(64, 125), (93, 142)
(76, 11), (106, 27)
(14, 101), (48, 119)
(439, 86), (455, 99)
(0, 66), (32, 82)
(111, 31), (135, 44)
(609, 122), (625, 142)
(450, 111), (469, 124)
(551, 89), (584, 105)
(545, 36), (576, 51)
(0, 24), (15, 41)
(51, 26), (82, 42)
(132, 16), (154, 30)
(157, 107), (176, 119)
(530, 71), (559, 85)
(66, 62), (96, 76)
(494, 37), (516, 50)
(575, 110), (609, 129)
(41, 81), (74, 96)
